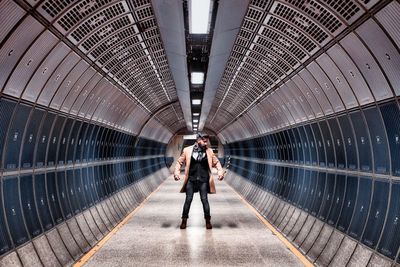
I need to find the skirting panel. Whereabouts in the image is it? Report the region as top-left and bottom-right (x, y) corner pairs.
(0, 168), (169, 266)
(225, 172), (395, 266)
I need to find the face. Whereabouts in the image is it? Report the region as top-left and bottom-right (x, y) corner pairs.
(197, 137), (209, 148)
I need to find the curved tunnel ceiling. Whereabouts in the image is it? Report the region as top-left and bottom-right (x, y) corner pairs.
(2, 0), (400, 266)
(2, 0), (397, 142)
(206, 0), (398, 143)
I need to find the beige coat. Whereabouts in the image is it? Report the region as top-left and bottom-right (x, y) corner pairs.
(174, 145), (223, 194)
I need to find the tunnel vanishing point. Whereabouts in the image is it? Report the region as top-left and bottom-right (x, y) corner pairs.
(1, 0), (400, 266)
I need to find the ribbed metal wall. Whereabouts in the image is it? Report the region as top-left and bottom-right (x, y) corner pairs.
(224, 100), (400, 265)
(220, 1), (400, 266)
(2, 0), (400, 266)
(0, 97), (170, 266)
(0, 0), (173, 265)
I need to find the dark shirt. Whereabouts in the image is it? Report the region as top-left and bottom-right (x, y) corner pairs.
(189, 144), (209, 182)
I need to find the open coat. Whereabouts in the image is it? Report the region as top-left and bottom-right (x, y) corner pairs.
(174, 145), (223, 194)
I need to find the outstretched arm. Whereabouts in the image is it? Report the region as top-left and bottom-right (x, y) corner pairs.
(211, 153), (224, 180)
(174, 149), (186, 180)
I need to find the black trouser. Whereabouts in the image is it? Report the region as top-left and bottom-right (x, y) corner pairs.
(182, 180), (210, 219)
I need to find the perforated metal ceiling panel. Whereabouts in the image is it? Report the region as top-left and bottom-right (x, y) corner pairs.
(50, 60), (91, 110)
(22, 42), (71, 102)
(356, 19), (400, 96)
(3, 31), (59, 98)
(37, 52), (81, 107)
(0, 16), (44, 93)
(61, 66), (97, 113)
(340, 32), (393, 101)
(206, 0), (376, 135)
(0, 0), (26, 44)
(15, 0), (183, 135)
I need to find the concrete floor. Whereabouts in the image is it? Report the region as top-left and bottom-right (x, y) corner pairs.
(84, 176), (304, 267)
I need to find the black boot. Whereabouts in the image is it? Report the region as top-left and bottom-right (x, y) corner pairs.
(205, 216), (212, 229)
(180, 218), (187, 229)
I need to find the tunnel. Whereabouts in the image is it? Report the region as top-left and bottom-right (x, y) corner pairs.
(1, 0), (400, 266)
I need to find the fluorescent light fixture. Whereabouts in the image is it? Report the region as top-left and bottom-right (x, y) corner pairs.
(183, 134), (197, 139)
(192, 99), (201, 105)
(191, 72), (204, 84)
(189, 0), (211, 34)
(193, 119), (199, 123)
(193, 113), (200, 116)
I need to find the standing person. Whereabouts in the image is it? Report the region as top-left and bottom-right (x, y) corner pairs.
(174, 132), (224, 229)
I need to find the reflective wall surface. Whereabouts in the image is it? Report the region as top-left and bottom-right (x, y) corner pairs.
(0, 97), (169, 264)
(224, 99), (400, 265)
(2, 0), (400, 266)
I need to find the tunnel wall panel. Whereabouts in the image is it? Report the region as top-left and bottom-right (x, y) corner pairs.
(0, 97), (170, 263)
(0, 16), (44, 92)
(224, 98), (400, 265)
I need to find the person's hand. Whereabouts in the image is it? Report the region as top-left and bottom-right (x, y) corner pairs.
(174, 175), (180, 181)
(218, 175), (224, 181)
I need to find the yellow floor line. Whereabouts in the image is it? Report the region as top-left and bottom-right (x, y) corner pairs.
(225, 182), (314, 267)
(73, 178), (167, 267)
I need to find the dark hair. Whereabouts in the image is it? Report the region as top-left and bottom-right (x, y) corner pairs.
(196, 132), (210, 139)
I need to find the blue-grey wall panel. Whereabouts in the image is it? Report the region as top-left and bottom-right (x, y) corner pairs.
(363, 107), (390, 174)
(267, 135), (276, 160)
(74, 169), (87, 211)
(294, 169), (305, 205)
(57, 118), (74, 165)
(81, 168), (94, 207)
(319, 120), (335, 168)
(35, 112), (56, 168)
(328, 118), (345, 169)
(290, 168), (300, 203)
(88, 126), (100, 162)
(348, 177), (372, 240)
(66, 121), (82, 164)
(282, 168), (292, 201)
(3, 176), (29, 246)
(319, 173), (335, 221)
(94, 128), (106, 161)
(378, 181), (400, 259)
(3, 104), (31, 170)
(298, 126), (310, 165)
(380, 102), (400, 176)
(0, 180), (12, 255)
(327, 174), (346, 226)
(287, 129), (298, 163)
(21, 109), (45, 169)
(337, 176), (358, 233)
(362, 179), (389, 248)
(350, 111), (372, 172)
(299, 169), (311, 209)
(304, 170), (318, 212)
(56, 171), (72, 219)
(46, 172), (63, 224)
(82, 124), (95, 162)
(0, 99), (16, 170)
(66, 170), (80, 215)
(293, 127), (304, 164)
(47, 116), (66, 166)
(34, 174), (53, 231)
(311, 172), (326, 216)
(87, 167), (99, 203)
(304, 125), (317, 165)
(337, 115), (358, 170)
(311, 123), (326, 167)
(20, 175), (42, 238)
(74, 123), (88, 163)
